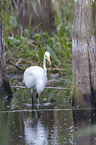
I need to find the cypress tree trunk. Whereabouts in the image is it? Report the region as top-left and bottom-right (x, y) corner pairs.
(0, 2), (12, 98)
(72, 0), (96, 108)
(17, 0), (55, 33)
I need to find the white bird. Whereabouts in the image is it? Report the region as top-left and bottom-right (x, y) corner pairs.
(23, 51), (51, 107)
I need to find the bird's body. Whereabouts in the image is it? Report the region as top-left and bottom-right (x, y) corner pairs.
(24, 66), (46, 95)
(23, 51), (51, 107)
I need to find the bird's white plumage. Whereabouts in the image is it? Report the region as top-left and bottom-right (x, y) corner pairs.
(23, 66), (46, 95)
(45, 51), (50, 57)
(23, 51), (51, 99)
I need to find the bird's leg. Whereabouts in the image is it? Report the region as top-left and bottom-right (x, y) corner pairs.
(32, 93), (34, 106)
(36, 93), (39, 107)
(31, 89), (34, 106)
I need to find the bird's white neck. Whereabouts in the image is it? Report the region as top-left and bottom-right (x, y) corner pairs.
(43, 54), (47, 78)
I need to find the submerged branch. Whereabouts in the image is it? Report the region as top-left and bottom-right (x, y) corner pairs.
(6, 59), (24, 71)
(45, 87), (69, 89)
(11, 86), (69, 90)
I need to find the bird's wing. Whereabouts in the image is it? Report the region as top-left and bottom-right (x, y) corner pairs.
(36, 78), (45, 95)
(23, 66), (45, 89)
(23, 67), (36, 88)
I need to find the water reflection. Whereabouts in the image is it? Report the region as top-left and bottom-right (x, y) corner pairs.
(24, 110), (57, 145)
(1, 100), (96, 145)
(0, 107), (74, 145)
(24, 111), (48, 144)
(73, 109), (96, 145)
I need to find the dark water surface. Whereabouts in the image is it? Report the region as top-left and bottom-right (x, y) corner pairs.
(0, 75), (96, 145)
(1, 104), (96, 145)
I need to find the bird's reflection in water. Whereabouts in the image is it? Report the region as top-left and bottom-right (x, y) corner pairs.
(24, 111), (48, 145)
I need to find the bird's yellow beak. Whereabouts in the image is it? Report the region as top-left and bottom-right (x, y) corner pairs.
(47, 56), (51, 65)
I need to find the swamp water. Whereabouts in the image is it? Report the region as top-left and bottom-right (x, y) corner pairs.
(0, 75), (96, 145)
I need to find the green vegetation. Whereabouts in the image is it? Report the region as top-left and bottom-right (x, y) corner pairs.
(5, 16), (72, 75)
(2, 0), (73, 107)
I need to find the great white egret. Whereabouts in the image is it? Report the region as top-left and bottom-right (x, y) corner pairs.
(23, 51), (51, 107)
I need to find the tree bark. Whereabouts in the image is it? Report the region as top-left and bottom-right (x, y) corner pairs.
(0, 2), (12, 98)
(72, 0), (96, 108)
(17, 0), (55, 33)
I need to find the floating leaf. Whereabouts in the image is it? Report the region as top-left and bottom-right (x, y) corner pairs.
(8, 36), (21, 45)
(20, 36), (28, 44)
(4, 12), (10, 24)
(10, 16), (18, 27)
(38, 47), (44, 63)
(33, 33), (41, 40)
